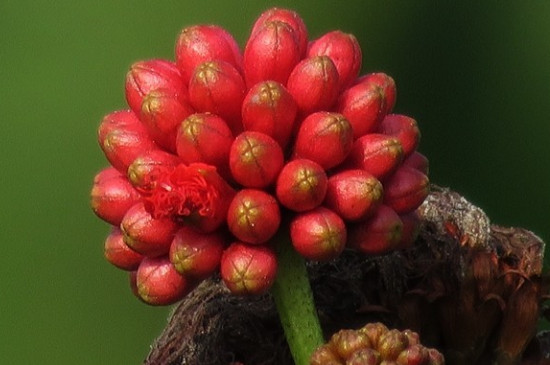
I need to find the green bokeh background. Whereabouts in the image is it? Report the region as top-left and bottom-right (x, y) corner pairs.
(1, 1), (549, 364)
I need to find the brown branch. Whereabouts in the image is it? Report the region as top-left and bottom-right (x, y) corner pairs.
(144, 186), (548, 365)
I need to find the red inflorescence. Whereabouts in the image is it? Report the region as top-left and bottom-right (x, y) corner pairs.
(90, 7), (430, 305)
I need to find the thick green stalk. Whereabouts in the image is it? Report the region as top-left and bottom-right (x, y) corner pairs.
(271, 232), (324, 365)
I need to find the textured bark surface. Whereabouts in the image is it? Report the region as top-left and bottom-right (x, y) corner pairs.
(144, 186), (548, 365)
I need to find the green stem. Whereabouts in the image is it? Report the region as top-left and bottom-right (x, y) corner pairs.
(271, 231), (324, 365)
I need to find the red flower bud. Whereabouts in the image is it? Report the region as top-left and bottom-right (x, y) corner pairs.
(359, 322), (390, 349)
(97, 110), (157, 173)
(330, 329), (373, 360)
(229, 131), (284, 188)
(125, 59), (185, 115)
(427, 348), (445, 365)
(227, 189), (281, 244)
(120, 202), (178, 257)
(251, 7), (308, 57)
(169, 226), (224, 279)
(126, 150), (181, 192)
(140, 89), (194, 153)
(378, 114), (420, 157)
(309, 344), (341, 365)
(90, 167), (141, 225)
(397, 211), (421, 250)
(293, 112), (353, 170)
(287, 56), (340, 114)
(346, 133), (403, 180)
(243, 20), (301, 87)
(136, 256), (190, 305)
(347, 349), (381, 365)
(348, 205), (403, 255)
(290, 207), (347, 261)
(402, 151), (429, 175)
(383, 166), (429, 214)
(175, 113), (233, 179)
(175, 24), (242, 85)
(188, 60), (246, 134)
(337, 78), (386, 139)
(276, 159), (328, 212)
(241, 80), (297, 149)
(308, 30), (362, 91)
(220, 242), (277, 295)
(377, 329), (409, 361)
(143, 163), (235, 232)
(104, 227), (144, 271)
(357, 72), (397, 116)
(324, 169), (383, 222)
(396, 344), (429, 365)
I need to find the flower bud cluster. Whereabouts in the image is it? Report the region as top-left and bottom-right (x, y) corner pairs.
(91, 7), (429, 305)
(310, 322), (445, 365)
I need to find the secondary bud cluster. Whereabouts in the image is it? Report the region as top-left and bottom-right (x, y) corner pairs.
(91, 7), (429, 305)
(310, 323), (444, 365)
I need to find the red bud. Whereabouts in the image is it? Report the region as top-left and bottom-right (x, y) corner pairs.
(402, 151), (429, 175)
(244, 20), (301, 87)
(348, 205), (403, 255)
(378, 114), (420, 157)
(125, 59), (185, 115)
(241, 80), (297, 149)
(127, 150), (181, 192)
(220, 242), (278, 295)
(175, 113), (233, 179)
(276, 159), (328, 212)
(227, 189), (281, 245)
(346, 133), (403, 180)
(290, 207), (347, 261)
(140, 89), (194, 153)
(188, 60), (246, 134)
(90, 167), (141, 225)
(169, 226), (224, 279)
(383, 166), (429, 214)
(293, 112), (353, 170)
(324, 169), (383, 222)
(175, 24), (242, 85)
(229, 131), (284, 188)
(104, 227), (144, 270)
(136, 256), (190, 305)
(287, 56), (340, 114)
(357, 72), (396, 116)
(330, 329), (372, 360)
(308, 30), (362, 91)
(120, 202), (178, 257)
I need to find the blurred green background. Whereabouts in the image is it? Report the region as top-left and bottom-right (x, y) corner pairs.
(1, 1), (549, 364)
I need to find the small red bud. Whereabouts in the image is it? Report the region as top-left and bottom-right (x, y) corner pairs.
(308, 30), (362, 91)
(293, 112), (353, 170)
(396, 344), (429, 365)
(220, 242), (277, 295)
(229, 131), (284, 188)
(378, 329), (410, 361)
(104, 227), (144, 271)
(90, 167), (141, 225)
(175, 24), (242, 85)
(337, 79), (386, 139)
(290, 207), (347, 261)
(378, 114), (420, 157)
(310, 344), (340, 365)
(427, 348), (445, 365)
(127, 150), (181, 192)
(241, 80), (297, 149)
(125, 59), (185, 115)
(140, 89), (194, 153)
(347, 348), (381, 365)
(136, 256), (190, 305)
(346, 133), (403, 180)
(360, 322), (390, 349)
(188, 60), (246, 134)
(175, 113), (233, 179)
(287, 55), (340, 114)
(383, 166), (429, 214)
(97, 110), (157, 173)
(330, 329), (372, 360)
(276, 159), (328, 212)
(348, 205), (403, 255)
(120, 202), (178, 257)
(397, 211), (421, 250)
(243, 20), (301, 87)
(169, 226), (224, 280)
(402, 151), (429, 175)
(227, 189), (281, 245)
(251, 7), (308, 57)
(324, 169), (383, 222)
(357, 72), (397, 116)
